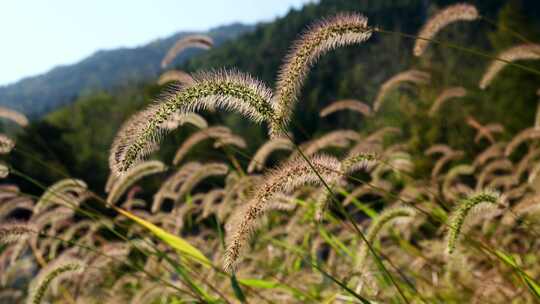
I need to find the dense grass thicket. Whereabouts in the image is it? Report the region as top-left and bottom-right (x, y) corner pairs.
(1, 0), (540, 303)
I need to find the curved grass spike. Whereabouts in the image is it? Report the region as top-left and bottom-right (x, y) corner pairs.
(373, 69), (430, 112)
(161, 34), (213, 69)
(315, 152), (378, 221)
(157, 70), (195, 86)
(213, 132), (246, 149)
(319, 99), (372, 117)
(34, 179), (87, 214)
(429, 86), (467, 116)
(479, 44), (540, 89)
(273, 13), (373, 136)
(466, 116), (505, 144)
(413, 3), (479, 57)
(473, 142), (505, 168)
(161, 112), (208, 130)
(109, 70), (275, 174)
(446, 190), (500, 254)
(0, 106), (29, 127)
(0, 221), (34, 244)
(107, 160), (167, 205)
(172, 126), (231, 165)
(26, 258), (85, 304)
(356, 206), (416, 271)
(152, 162), (201, 213)
(0, 134), (15, 154)
(174, 162), (228, 202)
(247, 137), (294, 173)
(224, 154), (341, 272)
(505, 127), (540, 157)
(298, 129), (360, 157)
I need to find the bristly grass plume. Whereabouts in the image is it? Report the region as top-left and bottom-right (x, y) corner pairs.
(224, 154), (341, 273)
(273, 13), (373, 136)
(414, 3), (479, 56)
(109, 70), (274, 175)
(26, 257), (85, 304)
(479, 44), (540, 89)
(446, 190), (500, 254)
(161, 34), (213, 69)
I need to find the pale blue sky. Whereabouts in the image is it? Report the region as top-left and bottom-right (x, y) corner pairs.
(0, 0), (313, 85)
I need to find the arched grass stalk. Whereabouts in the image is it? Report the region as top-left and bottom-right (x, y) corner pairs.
(26, 257), (85, 304)
(356, 206), (416, 271)
(414, 3), (479, 56)
(273, 13), (373, 136)
(172, 126), (232, 165)
(224, 154), (341, 273)
(161, 34), (213, 68)
(106, 160), (167, 205)
(480, 44), (540, 89)
(157, 70), (195, 86)
(0, 106), (29, 127)
(0, 221), (34, 244)
(320, 99), (372, 117)
(314, 152), (379, 221)
(110, 70), (274, 174)
(429, 87), (467, 116)
(162, 112), (208, 130)
(373, 69), (430, 112)
(33, 179), (87, 214)
(247, 137), (294, 173)
(446, 190), (500, 255)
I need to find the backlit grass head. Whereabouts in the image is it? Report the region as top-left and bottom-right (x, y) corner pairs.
(273, 13), (373, 136)
(109, 69), (274, 175)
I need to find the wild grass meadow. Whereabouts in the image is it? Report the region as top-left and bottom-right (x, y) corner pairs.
(1, 1), (540, 303)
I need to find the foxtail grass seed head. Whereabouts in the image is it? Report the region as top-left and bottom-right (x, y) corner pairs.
(446, 190), (500, 254)
(172, 126), (232, 165)
(505, 127), (540, 157)
(161, 34), (213, 68)
(373, 69), (430, 112)
(27, 258), (85, 304)
(479, 44), (540, 89)
(161, 112), (208, 130)
(414, 3), (479, 56)
(356, 206), (416, 270)
(429, 87), (467, 116)
(0, 134), (15, 154)
(0, 222), (34, 244)
(0, 107), (29, 127)
(107, 160), (167, 205)
(157, 70), (195, 86)
(34, 179), (87, 214)
(341, 152), (379, 173)
(247, 137), (294, 173)
(320, 99), (372, 117)
(224, 154), (341, 272)
(273, 13), (372, 136)
(109, 70), (274, 174)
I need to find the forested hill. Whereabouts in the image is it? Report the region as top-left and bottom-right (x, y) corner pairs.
(12, 0), (540, 190)
(0, 23), (251, 118)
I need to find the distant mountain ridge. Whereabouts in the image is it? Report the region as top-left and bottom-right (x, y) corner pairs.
(0, 23), (252, 118)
